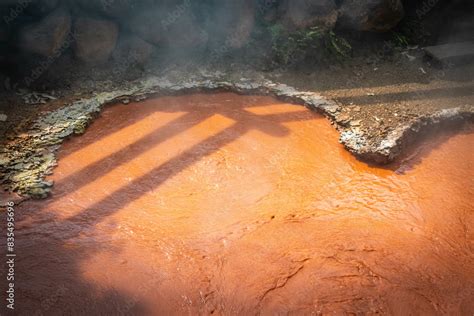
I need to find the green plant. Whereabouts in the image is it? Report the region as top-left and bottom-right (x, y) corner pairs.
(269, 24), (301, 64)
(325, 31), (352, 59)
(268, 25), (352, 66)
(391, 32), (410, 48)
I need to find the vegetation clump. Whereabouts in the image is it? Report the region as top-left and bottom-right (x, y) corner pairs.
(267, 24), (352, 66)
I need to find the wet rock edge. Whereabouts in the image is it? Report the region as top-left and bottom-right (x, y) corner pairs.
(1, 76), (473, 199)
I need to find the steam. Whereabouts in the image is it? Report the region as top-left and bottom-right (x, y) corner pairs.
(0, 0), (472, 90)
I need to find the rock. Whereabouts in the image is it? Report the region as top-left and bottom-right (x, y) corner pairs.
(18, 91), (56, 105)
(258, 0), (279, 23)
(112, 33), (154, 66)
(25, 0), (59, 17)
(278, 0), (338, 31)
(0, 8), (10, 41)
(18, 7), (71, 57)
(125, 8), (163, 46)
(161, 4), (208, 50)
(350, 120), (362, 127)
(0, 114), (7, 122)
(74, 17), (119, 64)
(339, 0), (405, 32)
(337, 113), (351, 124)
(209, 0), (256, 49)
(75, 0), (145, 19)
(0, 24), (8, 42)
(125, 2), (207, 51)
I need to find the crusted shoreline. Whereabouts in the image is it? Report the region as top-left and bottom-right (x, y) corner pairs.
(1, 75), (473, 198)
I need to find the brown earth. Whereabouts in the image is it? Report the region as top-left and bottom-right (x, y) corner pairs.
(273, 53), (474, 146)
(1, 50), (472, 152)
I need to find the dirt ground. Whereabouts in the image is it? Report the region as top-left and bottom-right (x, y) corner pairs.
(276, 52), (474, 139)
(1, 46), (472, 148)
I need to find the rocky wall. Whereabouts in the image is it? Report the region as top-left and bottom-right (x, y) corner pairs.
(0, 0), (406, 70)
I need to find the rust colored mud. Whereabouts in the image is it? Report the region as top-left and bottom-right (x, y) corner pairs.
(3, 93), (474, 314)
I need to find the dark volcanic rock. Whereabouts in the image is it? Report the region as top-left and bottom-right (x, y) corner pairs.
(74, 16), (119, 64)
(125, 2), (207, 50)
(0, 23), (8, 42)
(18, 7), (71, 57)
(279, 0), (338, 31)
(339, 0), (405, 32)
(112, 33), (154, 65)
(209, 0), (256, 49)
(26, 0), (60, 17)
(160, 2), (208, 50)
(125, 7), (163, 46)
(76, 0), (151, 19)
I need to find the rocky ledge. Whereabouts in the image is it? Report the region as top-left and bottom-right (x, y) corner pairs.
(1, 75), (473, 198)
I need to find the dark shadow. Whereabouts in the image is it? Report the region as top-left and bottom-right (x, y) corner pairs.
(53, 94), (312, 197)
(0, 207), (152, 315)
(61, 93), (286, 158)
(64, 108), (315, 225)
